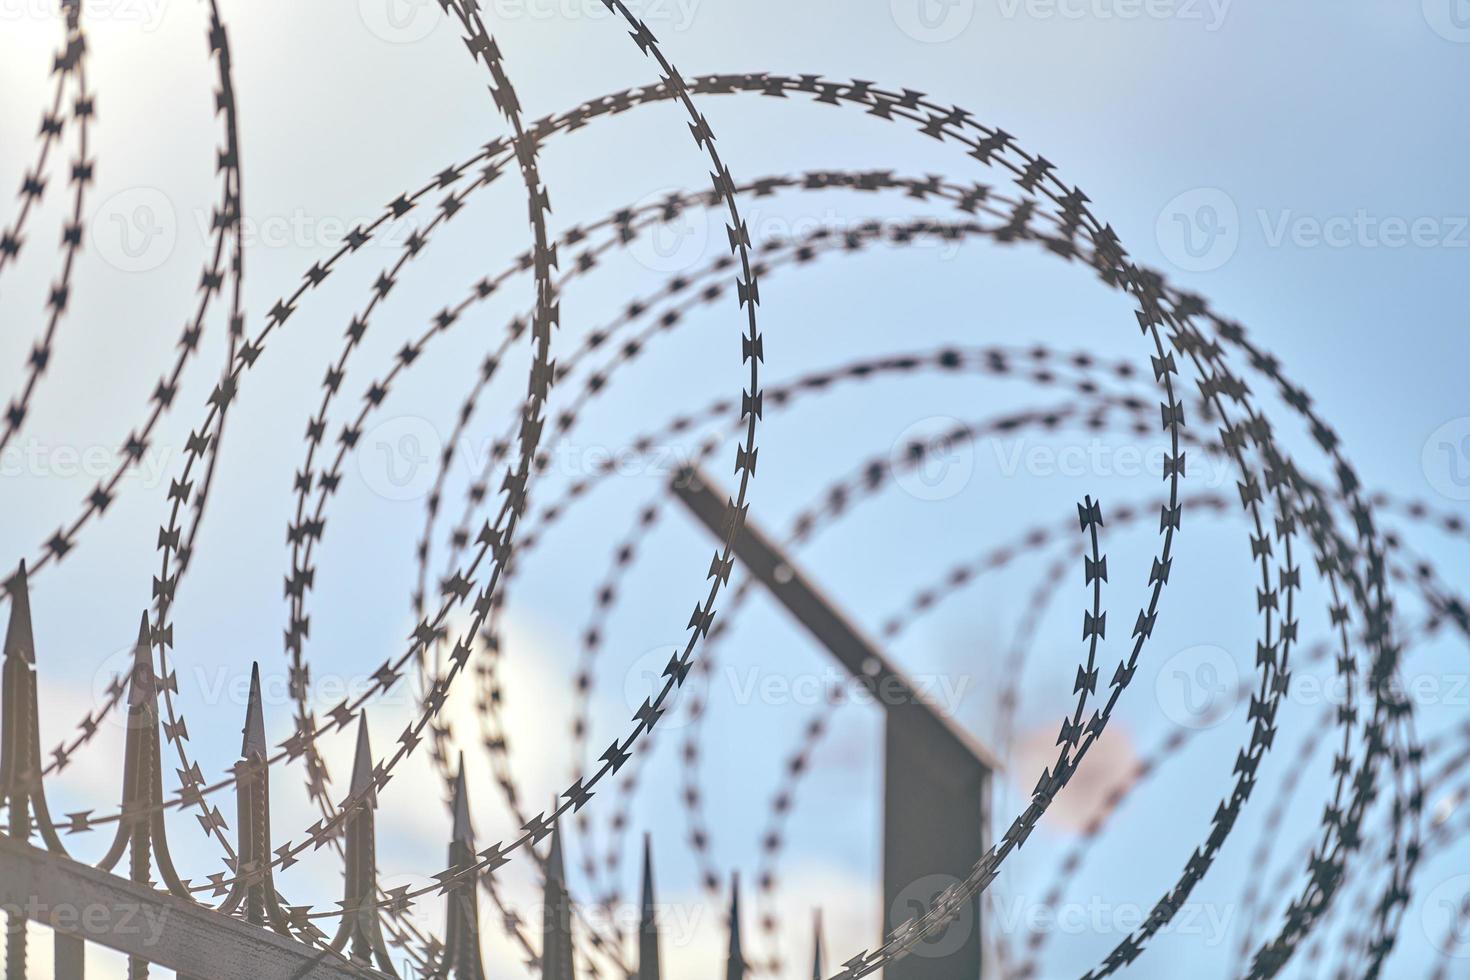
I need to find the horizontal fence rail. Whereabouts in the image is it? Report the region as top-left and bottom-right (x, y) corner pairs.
(0, 834), (380, 980)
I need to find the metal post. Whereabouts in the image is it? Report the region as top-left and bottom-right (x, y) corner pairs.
(670, 467), (995, 979)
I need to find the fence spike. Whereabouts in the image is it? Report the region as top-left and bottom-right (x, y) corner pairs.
(350, 711), (376, 804)
(218, 662), (293, 937)
(433, 753), (485, 979)
(542, 817), (575, 980)
(329, 712), (397, 975)
(2, 560), (69, 980)
(93, 614), (193, 979)
(241, 661), (267, 759)
(725, 873), (745, 980)
(638, 834), (660, 980)
(451, 752), (473, 845)
(99, 613), (191, 887)
(812, 909), (825, 980)
(3, 560), (35, 665)
(1, 563), (67, 848)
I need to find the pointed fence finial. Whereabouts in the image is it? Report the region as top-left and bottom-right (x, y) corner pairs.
(638, 833), (661, 980)
(451, 752), (473, 844)
(0, 557), (64, 850)
(4, 560), (35, 665)
(1, 558), (67, 980)
(811, 909), (825, 980)
(726, 873), (746, 980)
(350, 710), (376, 806)
(98, 612), (191, 910)
(329, 710), (397, 974)
(241, 661), (266, 759)
(220, 661), (292, 936)
(542, 815), (576, 980)
(124, 612), (156, 714)
(435, 753), (486, 979)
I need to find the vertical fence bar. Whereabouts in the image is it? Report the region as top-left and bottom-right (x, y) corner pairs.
(3, 919), (24, 980)
(54, 930), (85, 979)
(3, 563), (36, 980)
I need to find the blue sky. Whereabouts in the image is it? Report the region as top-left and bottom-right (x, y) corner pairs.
(1, 1), (1468, 976)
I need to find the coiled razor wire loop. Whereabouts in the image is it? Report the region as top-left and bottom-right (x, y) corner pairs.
(30, 2), (246, 774)
(485, 423), (1446, 980)
(19, 76), (1167, 842)
(423, 163), (1375, 980)
(0, 21), (1454, 975)
(718, 474), (1462, 974)
(417, 166), (1145, 922)
(285, 181), (903, 973)
(549, 346), (1144, 919)
(382, 143), (1411, 975)
(529, 397), (1443, 979)
(255, 153), (1111, 957)
(443, 240), (1352, 975)
(1, 0), (91, 457)
(411, 218), (1068, 965)
(908, 509), (1470, 977)
(0, 5), (246, 589)
(269, 0), (578, 963)
(138, 11), (765, 974)
(0, 0), (83, 298)
(430, 220), (1024, 873)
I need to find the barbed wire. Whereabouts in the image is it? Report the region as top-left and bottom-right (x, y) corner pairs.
(0, 7), (1462, 979)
